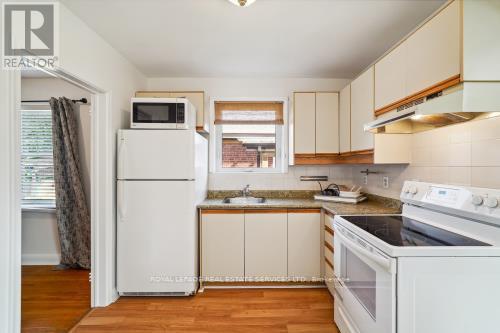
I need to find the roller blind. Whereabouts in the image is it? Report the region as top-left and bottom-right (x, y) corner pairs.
(214, 101), (284, 125)
(21, 110), (56, 207)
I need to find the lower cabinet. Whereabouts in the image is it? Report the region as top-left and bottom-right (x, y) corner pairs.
(245, 210), (288, 279)
(201, 210), (244, 279)
(200, 209), (322, 283)
(288, 209), (321, 280)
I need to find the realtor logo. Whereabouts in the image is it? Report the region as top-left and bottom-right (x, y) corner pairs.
(2, 2), (59, 70)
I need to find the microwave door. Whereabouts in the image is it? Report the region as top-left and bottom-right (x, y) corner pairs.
(132, 102), (178, 129)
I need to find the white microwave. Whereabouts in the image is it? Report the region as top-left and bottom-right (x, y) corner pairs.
(130, 98), (196, 129)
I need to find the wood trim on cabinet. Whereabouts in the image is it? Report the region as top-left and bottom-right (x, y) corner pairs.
(201, 209), (245, 215)
(324, 210), (335, 219)
(244, 209), (288, 214)
(374, 74), (461, 117)
(294, 149), (374, 165)
(325, 225), (334, 236)
(324, 241), (334, 253)
(339, 149), (373, 157)
(287, 208), (321, 214)
(325, 257), (334, 270)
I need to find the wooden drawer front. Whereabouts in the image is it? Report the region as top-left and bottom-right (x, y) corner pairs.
(324, 211), (335, 229)
(325, 261), (335, 296)
(325, 230), (334, 249)
(324, 244), (334, 264)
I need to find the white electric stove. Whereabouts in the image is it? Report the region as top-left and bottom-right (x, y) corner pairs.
(333, 181), (500, 333)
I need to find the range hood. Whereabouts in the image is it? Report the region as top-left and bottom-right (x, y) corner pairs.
(365, 82), (500, 134)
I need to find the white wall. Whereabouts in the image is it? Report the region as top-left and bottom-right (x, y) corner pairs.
(147, 77), (351, 191)
(20, 77), (92, 265)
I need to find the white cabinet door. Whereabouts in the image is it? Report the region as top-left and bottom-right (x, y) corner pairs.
(316, 92), (339, 154)
(245, 211), (287, 278)
(375, 41), (408, 110)
(350, 67), (375, 151)
(406, 0), (460, 96)
(339, 85), (351, 153)
(288, 211), (321, 281)
(294, 92), (316, 154)
(201, 212), (244, 279)
(135, 92), (171, 98)
(374, 134), (411, 164)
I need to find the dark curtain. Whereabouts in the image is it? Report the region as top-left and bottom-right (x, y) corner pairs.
(49, 97), (90, 269)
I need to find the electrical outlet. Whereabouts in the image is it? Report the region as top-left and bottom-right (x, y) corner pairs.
(383, 176), (389, 189)
(363, 175), (368, 185)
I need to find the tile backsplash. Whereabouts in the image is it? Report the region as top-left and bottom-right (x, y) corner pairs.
(209, 115), (500, 199)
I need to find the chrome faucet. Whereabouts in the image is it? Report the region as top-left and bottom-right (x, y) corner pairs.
(242, 184), (251, 197)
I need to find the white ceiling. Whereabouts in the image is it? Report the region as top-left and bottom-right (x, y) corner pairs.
(62, 0), (445, 78)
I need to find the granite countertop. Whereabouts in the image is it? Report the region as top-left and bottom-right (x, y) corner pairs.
(198, 191), (402, 215)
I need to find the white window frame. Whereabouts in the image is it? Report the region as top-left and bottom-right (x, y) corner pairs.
(210, 97), (289, 174)
(20, 104), (56, 210)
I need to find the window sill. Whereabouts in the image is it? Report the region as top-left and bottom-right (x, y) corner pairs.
(21, 206), (56, 213)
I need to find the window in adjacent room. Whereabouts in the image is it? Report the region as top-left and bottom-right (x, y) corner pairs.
(214, 100), (287, 173)
(20, 108), (56, 208)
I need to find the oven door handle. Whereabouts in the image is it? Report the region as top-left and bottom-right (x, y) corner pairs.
(334, 225), (393, 272)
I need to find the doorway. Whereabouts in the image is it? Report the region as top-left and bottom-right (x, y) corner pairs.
(19, 71), (93, 331)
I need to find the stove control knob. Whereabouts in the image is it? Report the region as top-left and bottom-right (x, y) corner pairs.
(409, 185), (418, 195)
(471, 195), (484, 206)
(404, 187), (410, 194)
(485, 197), (498, 209)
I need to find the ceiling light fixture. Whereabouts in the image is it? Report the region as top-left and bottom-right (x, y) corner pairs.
(227, 0), (256, 7)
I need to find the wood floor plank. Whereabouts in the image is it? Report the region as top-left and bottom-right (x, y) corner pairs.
(72, 288), (339, 333)
(22, 265), (90, 333)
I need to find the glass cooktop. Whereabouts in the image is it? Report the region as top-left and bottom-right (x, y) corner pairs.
(341, 215), (491, 247)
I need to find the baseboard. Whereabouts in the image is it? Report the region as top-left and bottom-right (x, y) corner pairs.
(22, 253), (60, 265)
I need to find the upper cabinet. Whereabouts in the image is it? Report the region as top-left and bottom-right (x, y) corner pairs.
(316, 93), (339, 154)
(294, 92), (339, 156)
(350, 67), (375, 152)
(374, 41), (408, 111)
(405, 0), (460, 96)
(135, 91), (206, 132)
(374, 0), (472, 116)
(294, 92), (316, 154)
(339, 85), (351, 154)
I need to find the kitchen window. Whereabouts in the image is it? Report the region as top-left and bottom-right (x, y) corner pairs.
(213, 100), (287, 173)
(20, 108), (56, 209)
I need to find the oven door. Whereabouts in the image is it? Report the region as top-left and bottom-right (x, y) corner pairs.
(333, 223), (396, 333)
(131, 101), (185, 129)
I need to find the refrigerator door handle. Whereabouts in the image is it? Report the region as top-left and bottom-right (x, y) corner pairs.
(118, 135), (126, 179)
(118, 182), (126, 222)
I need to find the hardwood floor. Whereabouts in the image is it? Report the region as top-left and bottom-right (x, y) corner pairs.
(73, 288), (339, 333)
(22, 265), (91, 333)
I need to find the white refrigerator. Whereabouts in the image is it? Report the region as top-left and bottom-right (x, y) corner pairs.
(116, 129), (208, 295)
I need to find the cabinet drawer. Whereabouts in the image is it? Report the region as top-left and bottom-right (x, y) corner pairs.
(325, 211), (335, 229)
(324, 244), (334, 263)
(325, 230), (334, 248)
(325, 260), (335, 296)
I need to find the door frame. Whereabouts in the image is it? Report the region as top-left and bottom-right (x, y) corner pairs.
(1, 66), (114, 332)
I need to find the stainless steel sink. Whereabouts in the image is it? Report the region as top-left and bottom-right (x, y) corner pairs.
(223, 197), (266, 204)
